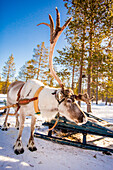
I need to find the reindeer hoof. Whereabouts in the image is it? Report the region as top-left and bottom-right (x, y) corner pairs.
(14, 148), (24, 155)
(28, 146), (37, 152)
(27, 140), (37, 152)
(13, 140), (24, 155)
(1, 124), (8, 131)
(1, 127), (8, 131)
(15, 122), (19, 130)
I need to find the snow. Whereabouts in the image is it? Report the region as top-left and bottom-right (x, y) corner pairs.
(0, 95), (113, 170)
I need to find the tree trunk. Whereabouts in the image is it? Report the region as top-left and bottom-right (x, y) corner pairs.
(4, 72), (9, 94)
(37, 55), (41, 79)
(87, 74), (91, 112)
(78, 64), (83, 106)
(102, 94), (104, 102)
(87, 3), (93, 113)
(78, 27), (85, 106)
(96, 83), (98, 104)
(105, 93), (108, 105)
(72, 59), (75, 90)
(109, 97), (111, 106)
(87, 35), (92, 112)
(96, 72), (98, 104)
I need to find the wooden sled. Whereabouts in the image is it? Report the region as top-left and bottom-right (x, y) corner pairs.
(34, 112), (113, 155)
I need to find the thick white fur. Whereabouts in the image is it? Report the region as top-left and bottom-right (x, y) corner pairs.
(20, 79), (60, 121)
(20, 79), (78, 122)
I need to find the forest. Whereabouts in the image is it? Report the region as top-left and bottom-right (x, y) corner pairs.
(0, 0), (113, 111)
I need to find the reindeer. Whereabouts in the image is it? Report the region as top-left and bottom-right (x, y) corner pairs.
(1, 8), (93, 155)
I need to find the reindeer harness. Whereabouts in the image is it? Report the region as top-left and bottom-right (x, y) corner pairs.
(0, 85), (59, 131)
(34, 86), (44, 114)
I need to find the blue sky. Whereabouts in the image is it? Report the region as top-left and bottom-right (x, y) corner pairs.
(0, 0), (68, 77)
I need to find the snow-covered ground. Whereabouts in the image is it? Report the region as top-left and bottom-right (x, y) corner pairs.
(0, 94), (113, 170)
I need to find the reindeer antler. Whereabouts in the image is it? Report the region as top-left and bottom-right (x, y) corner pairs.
(37, 7), (72, 88)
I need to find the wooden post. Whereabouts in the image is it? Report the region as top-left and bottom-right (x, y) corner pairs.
(83, 133), (87, 145)
(48, 126), (52, 137)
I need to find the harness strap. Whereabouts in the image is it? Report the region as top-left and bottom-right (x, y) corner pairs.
(15, 83), (25, 113)
(57, 98), (65, 105)
(34, 86), (44, 114)
(34, 86), (59, 131)
(48, 113), (60, 131)
(17, 84), (25, 102)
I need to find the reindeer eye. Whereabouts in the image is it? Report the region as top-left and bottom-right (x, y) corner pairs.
(67, 99), (72, 103)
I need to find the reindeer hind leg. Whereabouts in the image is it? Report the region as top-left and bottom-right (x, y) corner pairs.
(1, 108), (10, 131)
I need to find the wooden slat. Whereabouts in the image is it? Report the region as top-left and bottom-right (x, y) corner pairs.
(34, 132), (113, 154)
(43, 118), (113, 138)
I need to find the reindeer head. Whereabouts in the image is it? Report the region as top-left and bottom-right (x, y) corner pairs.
(52, 87), (87, 124)
(37, 8), (87, 124)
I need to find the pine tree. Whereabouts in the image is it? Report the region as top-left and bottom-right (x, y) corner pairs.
(33, 42), (48, 79)
(18, 59), (37, 81)
(18, 42), (54, 86)
(54, 44), (80, 89)
(103, 52), (113, 105)
(64, 1), (87, 98)
(2, 54), (15, 93)
(33, 42), (54, 85)
(64, 0), (112, 111)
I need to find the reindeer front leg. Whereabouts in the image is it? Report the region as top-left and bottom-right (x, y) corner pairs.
(13, 112), (25, 155)
(27, 115), (37, 152)
(14, 106), (20, 130)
